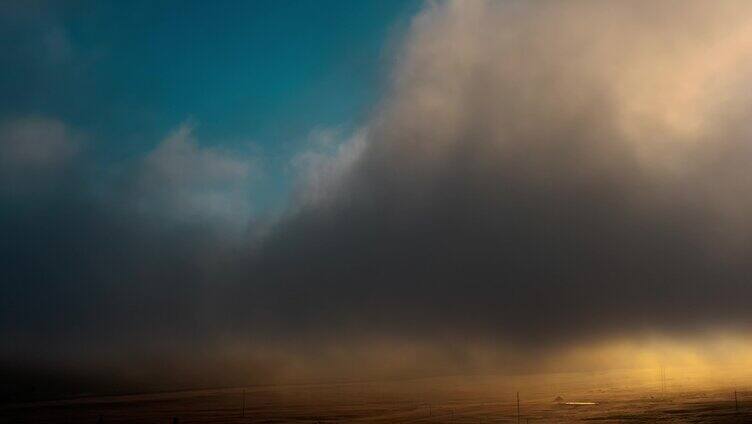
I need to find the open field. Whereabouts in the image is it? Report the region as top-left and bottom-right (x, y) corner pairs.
(3, 369), (751, 423)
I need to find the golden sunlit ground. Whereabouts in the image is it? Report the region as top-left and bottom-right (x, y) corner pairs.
(3, 368), (750, 423)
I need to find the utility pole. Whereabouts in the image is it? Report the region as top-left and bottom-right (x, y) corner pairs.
(242, 388), (246, 418)
(659, 365), (666, 396)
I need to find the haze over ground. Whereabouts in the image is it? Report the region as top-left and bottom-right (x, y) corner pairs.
(4, 0), (752, 397)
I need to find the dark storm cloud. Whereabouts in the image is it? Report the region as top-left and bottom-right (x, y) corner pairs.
(236, 0), (752, 346)
(5, 0), (752, 389)
(1, 120), (256, 361)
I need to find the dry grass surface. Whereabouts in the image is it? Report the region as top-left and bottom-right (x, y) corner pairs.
(3, 369), (751, 423)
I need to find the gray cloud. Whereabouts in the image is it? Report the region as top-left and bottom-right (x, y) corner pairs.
(0, 116), (79, 191)
(241, 0), (752, 347)
(131, 122), (259, 228)
(0, 119), (258, 391)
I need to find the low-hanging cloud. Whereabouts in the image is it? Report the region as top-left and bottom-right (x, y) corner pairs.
(241, 0), (752, 351)
(6, 0), (752, 390)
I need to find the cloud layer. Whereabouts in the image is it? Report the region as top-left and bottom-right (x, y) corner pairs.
(5, 0), (752, 389)
(247, 0), (752, 344)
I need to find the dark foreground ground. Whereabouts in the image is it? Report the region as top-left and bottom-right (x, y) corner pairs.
(2, 369), (750, 423)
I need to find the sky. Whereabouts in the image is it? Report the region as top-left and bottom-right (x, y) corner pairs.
(5, 0), (752, 397)
(0, 0), (419, 211)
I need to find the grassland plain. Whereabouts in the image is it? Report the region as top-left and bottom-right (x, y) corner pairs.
(2, 368), (751, 423)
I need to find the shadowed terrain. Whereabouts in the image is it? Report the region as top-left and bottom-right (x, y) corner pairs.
(3, 369), (750, 423)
